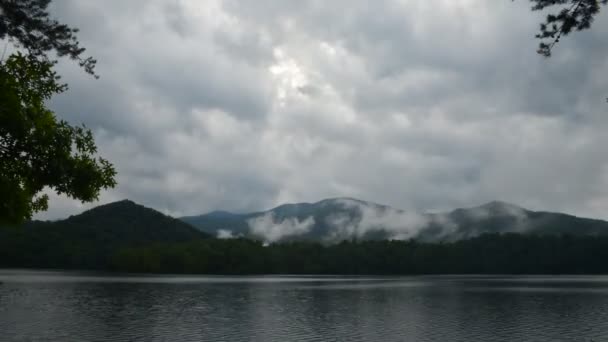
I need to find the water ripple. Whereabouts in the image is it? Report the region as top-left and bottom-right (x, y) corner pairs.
(1, 272), (607, 341)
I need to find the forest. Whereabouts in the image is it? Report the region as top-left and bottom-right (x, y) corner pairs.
(2, 230), (608, 275)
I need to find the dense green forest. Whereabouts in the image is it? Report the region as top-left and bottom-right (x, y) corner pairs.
(106, 234), (608, 275)
(2, 231), (608, 275)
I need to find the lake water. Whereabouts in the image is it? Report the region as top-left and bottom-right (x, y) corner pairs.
(1, 270), (608, 341)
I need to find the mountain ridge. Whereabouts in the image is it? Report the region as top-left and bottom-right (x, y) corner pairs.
(3, 198), (608, 275)
(1, 200), (209, 269)
(180, 198), (608, 243)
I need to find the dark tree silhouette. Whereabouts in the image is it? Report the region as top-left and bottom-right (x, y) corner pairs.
(0, 1), (113, 224)
(530, 0), (608, 56)
(0, 54), (115, 224)
(0, 0), (97, 76)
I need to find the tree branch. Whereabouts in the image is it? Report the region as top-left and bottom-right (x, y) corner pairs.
(537, 0), (585, 57)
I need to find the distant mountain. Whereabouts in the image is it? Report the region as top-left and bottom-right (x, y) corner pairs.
(181, 197), (393, 242)
(434, 201), (608, 240)
(181, 198), (608, 243)
(0, 200), (209, 269)
(182, 210), (251, 237)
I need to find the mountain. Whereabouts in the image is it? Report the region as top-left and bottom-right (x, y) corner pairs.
(181, 198), (608, 243)
(0, 200), (209, 269)
(4, 198), (608, 273)
(182, 210), (251, 237)
(181, 197), (395, 242)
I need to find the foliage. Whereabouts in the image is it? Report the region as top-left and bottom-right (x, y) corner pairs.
(0, 53), (115, 224)
(0, 0), (97, 76)
(529, 0), (608, 56)
(0, 0), (111, 223)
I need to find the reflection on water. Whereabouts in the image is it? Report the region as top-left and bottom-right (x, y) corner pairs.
(1, 270), (608, 341)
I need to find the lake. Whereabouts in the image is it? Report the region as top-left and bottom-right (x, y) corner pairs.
(1, 270), (608, 341)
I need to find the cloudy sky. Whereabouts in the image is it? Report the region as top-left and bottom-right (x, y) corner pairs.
(31, 0), (608, 220)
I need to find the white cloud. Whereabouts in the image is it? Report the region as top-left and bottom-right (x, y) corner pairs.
(217, 229), (236, 239)
(323, 199), (432, 242)
(247, 213), (315, 243)
(31, 0), (608, 222)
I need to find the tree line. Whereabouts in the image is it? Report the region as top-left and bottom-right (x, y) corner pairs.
(2, 232), (608, 274)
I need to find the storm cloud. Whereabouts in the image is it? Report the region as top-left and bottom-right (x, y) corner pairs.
(31, 0), (608, 220)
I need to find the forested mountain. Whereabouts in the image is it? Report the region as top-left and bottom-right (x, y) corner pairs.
(181, 198), (608, 243)
(2, 199), (608, 274)
(181, 198), (398, 242)
(0, 200), (208, 269)
(424, 201), (608, 241)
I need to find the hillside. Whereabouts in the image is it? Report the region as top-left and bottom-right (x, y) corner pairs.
(425, 201), (608, 241)
(3, 198), (608, 274)
(181, 198), (396, 242)
(0, 200), (209, 269)
(181, 198), (608, 243)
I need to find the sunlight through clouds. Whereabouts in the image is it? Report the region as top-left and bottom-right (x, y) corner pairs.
(36, 0), (608, 220)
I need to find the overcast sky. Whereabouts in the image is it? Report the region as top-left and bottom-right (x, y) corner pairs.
(31, 0), (608, 220)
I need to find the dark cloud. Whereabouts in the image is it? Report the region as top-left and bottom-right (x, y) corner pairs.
(35, 0), (608, 221)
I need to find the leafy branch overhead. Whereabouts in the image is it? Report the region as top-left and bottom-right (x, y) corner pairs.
(0, 1), (114, 224)
(530, 0), (608, 56)
(0, 54), (116, 224)
(0, 0), (97, 76)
